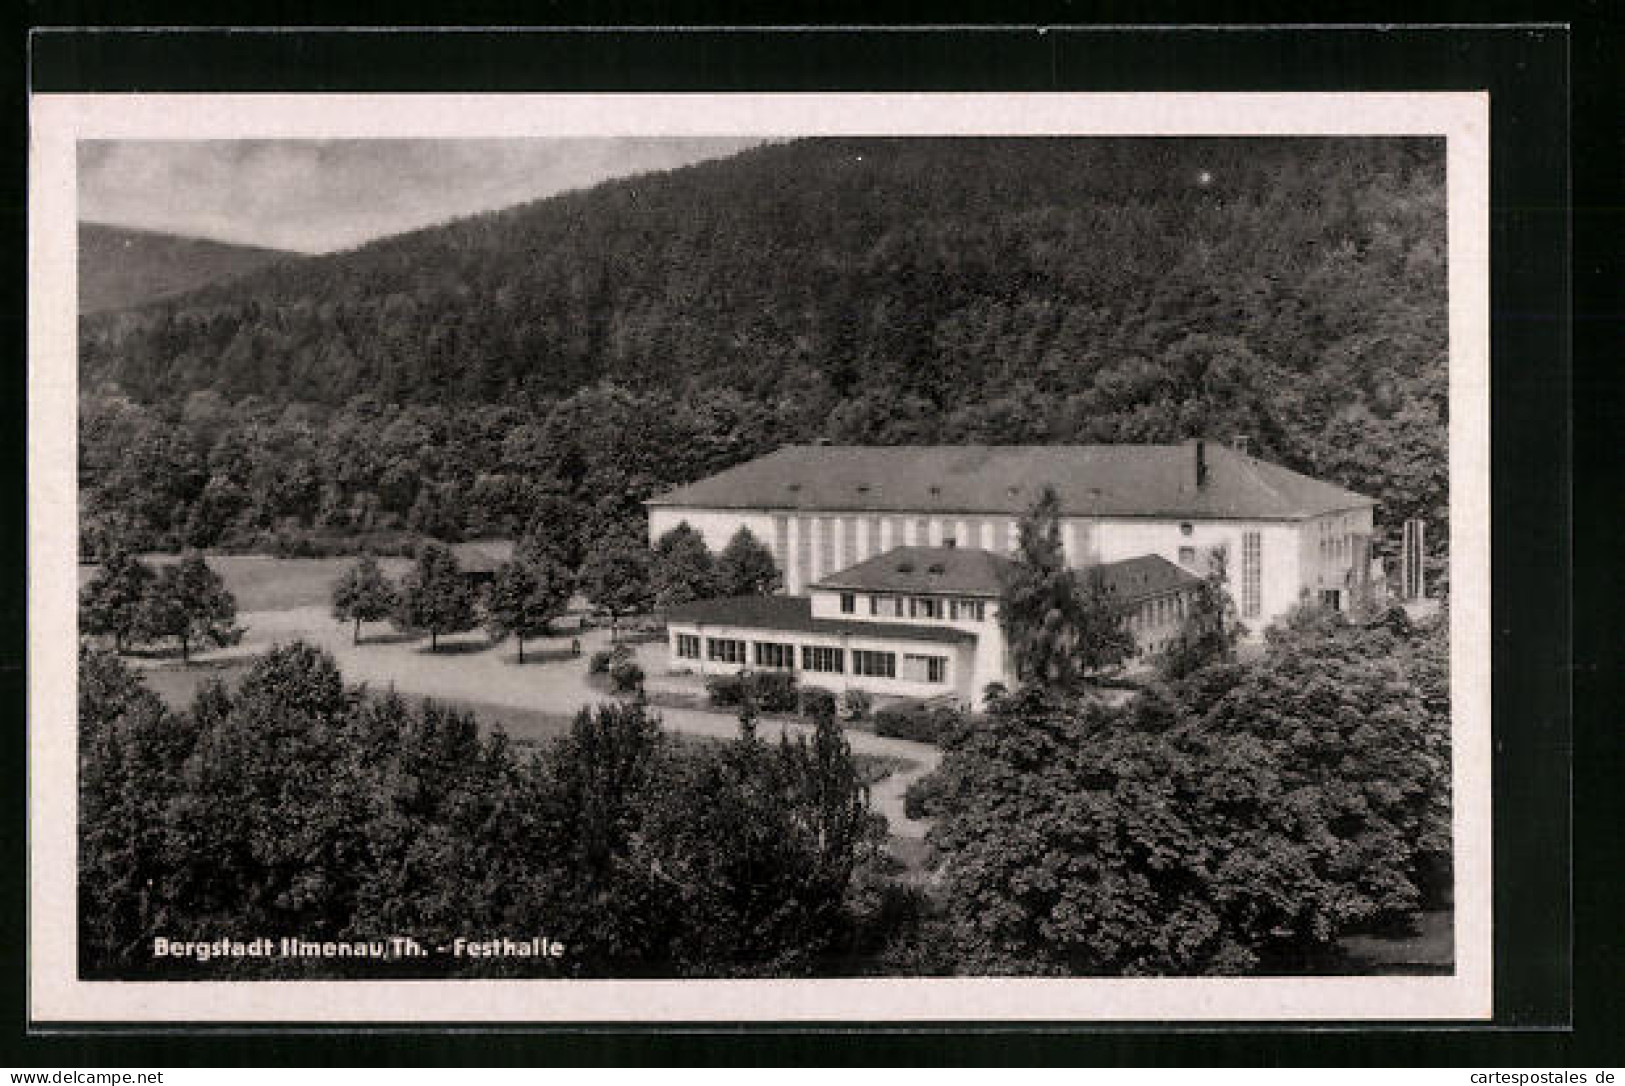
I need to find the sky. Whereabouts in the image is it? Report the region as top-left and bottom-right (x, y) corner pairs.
(77, 138), (767, 254)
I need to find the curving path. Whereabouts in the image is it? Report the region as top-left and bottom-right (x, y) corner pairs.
(169, 607), (943, 837)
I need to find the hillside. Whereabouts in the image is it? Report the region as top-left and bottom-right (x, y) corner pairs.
(76, 137), (1448, 560)
(78, 223), (300, 315)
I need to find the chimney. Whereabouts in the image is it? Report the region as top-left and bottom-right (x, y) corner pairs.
(1195, 439), (1209, 489)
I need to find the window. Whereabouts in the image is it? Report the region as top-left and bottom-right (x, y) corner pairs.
(909, 597), (941, 619)
(707, 637), (745, 664)
(868, 594), (879, 616)
(893, 596), (905, 617)
(902, 654), (948, 684)
(840, 592), (855, 614)
(675, 633), (700, 659)
(1242, 531), (1262, 618)
(801, 645), (844, 673)
(1179, 546), (1196, 567)
(972, 600), (986, 621)
(1180, 522), (1194, 536)
(754, 642), (794, 669)
(852, 650), (896, 678)
(948, 599), (960, 620)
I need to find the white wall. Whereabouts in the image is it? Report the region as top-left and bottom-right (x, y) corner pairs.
(648, 502), (1370, 633)
(666, 619), (978, 705)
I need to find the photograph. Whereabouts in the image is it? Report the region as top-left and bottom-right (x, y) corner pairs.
(27, 92), (1492, 1023)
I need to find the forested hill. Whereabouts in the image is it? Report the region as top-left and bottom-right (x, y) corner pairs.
(78, 223), (301, 315)
(78, 137), (1448, 559)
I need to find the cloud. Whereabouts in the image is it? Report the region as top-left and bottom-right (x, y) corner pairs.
(78, 138), (766, 253)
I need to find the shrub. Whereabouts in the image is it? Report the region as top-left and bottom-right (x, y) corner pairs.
(706, 672), (746, 707)
(837, 688), (873, 721)
(609, 656), (645, 693)
(873, 702), (968, 748)
(750, 670), (799, 713)
(903, 771), (950, 821)
(798, 686), (837, 720)
(590, 644), (633, 675)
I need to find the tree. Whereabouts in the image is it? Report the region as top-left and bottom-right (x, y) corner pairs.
(1155, 545), (1243, 680)
(78, 647), (197, 976)
(578, 532), (653, 642)
(79, 547), (156, 653)
(394, 542), (477, 651)
(714, 526), (781, 597)
(485, 558), (570, 663)
(142, 554), (240, 663)
(998, 487), (1132, 691)
(650, 522), (718, 610)
(330, 554), (397, 645)
(917, 608), (1451, 977)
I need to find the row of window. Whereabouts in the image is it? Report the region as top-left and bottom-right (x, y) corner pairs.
(675, 635), (948, 683)
(838, 592), (988, 622)
(1127, 593), (1189, 632)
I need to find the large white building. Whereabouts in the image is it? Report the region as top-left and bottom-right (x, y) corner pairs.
(649, 441), (1376, 613)
(648, 441), (1376, 708)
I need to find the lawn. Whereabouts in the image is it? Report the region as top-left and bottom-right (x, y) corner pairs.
(79, 554), (414, 613)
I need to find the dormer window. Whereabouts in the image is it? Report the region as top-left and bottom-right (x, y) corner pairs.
(927, 562), (945, 575)
(928, 485), (942, 497)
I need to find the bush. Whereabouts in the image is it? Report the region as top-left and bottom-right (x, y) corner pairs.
(837, 688), (873, 721)
(705, 670), (798, 712)
(903, 771), (950, 821)
(589, 644), (633, 676)
(798, 686), (837, 720)
(706, 672), (746, 707)
(750, 670), (799, 713)
(873, 702), (968, 748)
(609, 656), (645, 693)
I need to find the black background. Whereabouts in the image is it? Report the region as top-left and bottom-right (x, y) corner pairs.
(6, 8), (1615, 1068)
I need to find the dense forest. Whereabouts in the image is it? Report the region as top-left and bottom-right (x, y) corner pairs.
(79, 137), (1448, 560)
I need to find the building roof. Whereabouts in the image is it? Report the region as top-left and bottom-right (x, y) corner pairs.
(816, 546), (1018, 597)
(647, 443), (1374, 521)
(666, 595), (977, 645)
(1089, 554), (1204, 604)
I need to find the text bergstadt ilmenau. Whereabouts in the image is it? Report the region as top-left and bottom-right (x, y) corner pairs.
(150, 936), (565, 962)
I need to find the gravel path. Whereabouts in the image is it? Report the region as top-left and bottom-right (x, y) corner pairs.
(165, 607), (942, 837)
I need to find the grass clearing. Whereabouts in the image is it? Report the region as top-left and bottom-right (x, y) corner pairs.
(80, 554), (414, 613)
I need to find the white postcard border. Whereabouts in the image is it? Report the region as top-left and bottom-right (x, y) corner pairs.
(28, 91), (1492, 1023)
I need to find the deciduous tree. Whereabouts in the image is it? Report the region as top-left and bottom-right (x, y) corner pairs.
(330, 554), (397, 644)
(485, 558), (571, 663)
(394, 542), (477, 651)
(142, 554), (240, 663)
(79, 547), (156, 653)
(578, 532), (653, 642)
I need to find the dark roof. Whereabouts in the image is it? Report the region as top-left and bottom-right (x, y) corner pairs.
(816, 546), (1018, 597)
(647, 443), (1374, 520)
(1088, 555), (1203, 604)
(450, 539), (515, 573)
(666, 595), (976, 644)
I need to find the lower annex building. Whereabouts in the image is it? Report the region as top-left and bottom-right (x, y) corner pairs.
(647, 441), (1377, 710)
